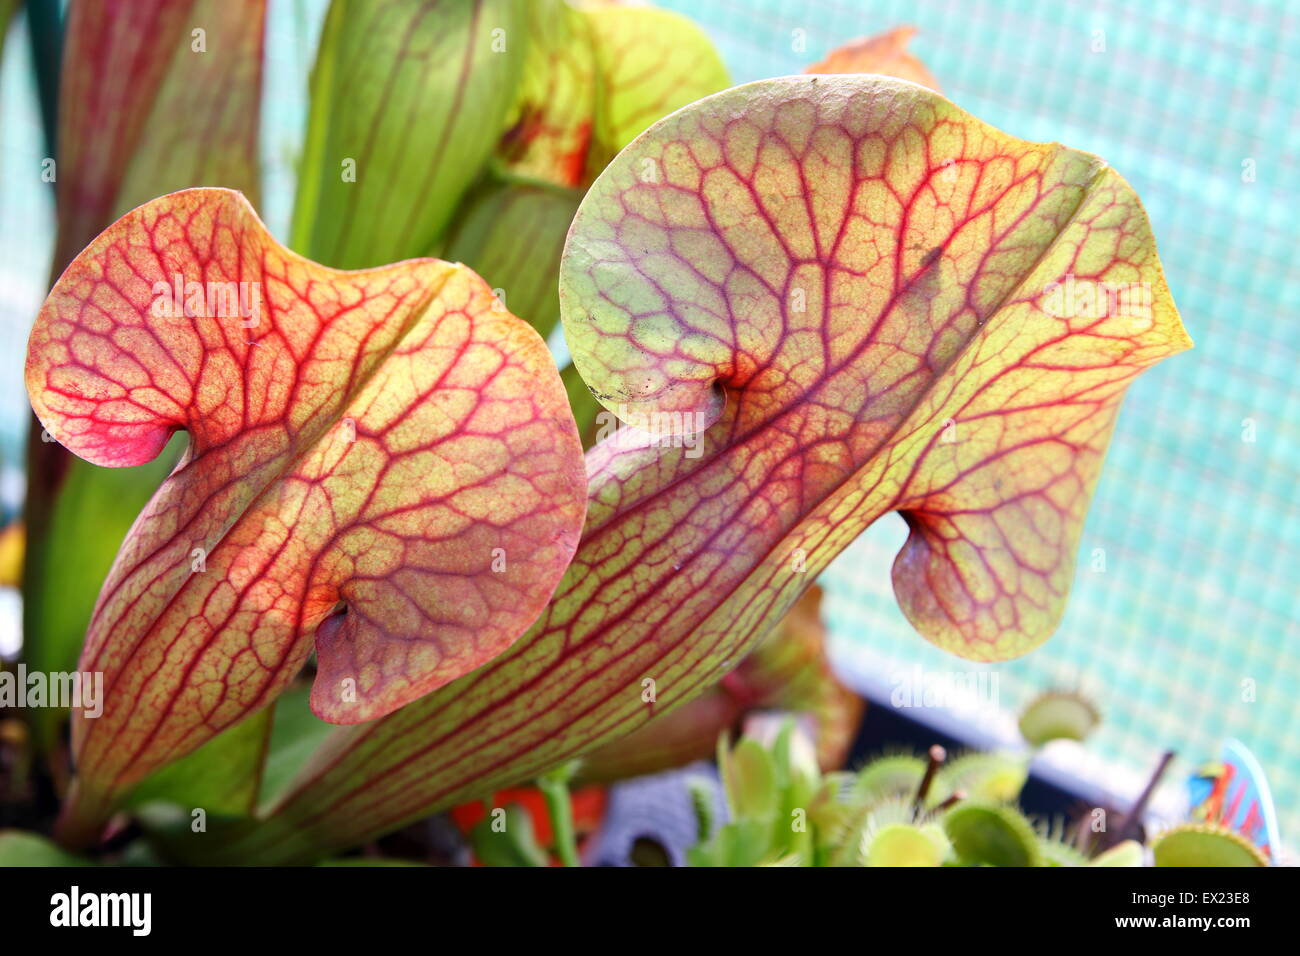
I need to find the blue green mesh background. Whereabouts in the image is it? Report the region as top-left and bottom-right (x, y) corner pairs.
(0, 1), (1295, 846)
(653, 0), (1299, 845)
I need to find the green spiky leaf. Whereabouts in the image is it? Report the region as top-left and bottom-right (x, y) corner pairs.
(1152, 824), (1268, 867)
(943, 802), (1043, 867)
(1090, 839), (1145, 867)
(865, 822), (949, 867)
(1018, 691), (1101, 746)
(938, 752), (1029, 804)
(853, 754), (927, 804)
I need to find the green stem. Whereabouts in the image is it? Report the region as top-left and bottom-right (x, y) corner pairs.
(52, 777), (111, 851)
(688, 776), (715, 842)
(537, 762), (581, 868)
(25, 0), (61, 160)
(287, 0), (344, 255)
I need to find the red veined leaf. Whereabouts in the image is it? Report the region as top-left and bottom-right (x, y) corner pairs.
(23, 0), (268, 752)
(26, 188), (585, 844)
(561, 75), (1190, 663)
(577, 586), (863, 783)
(189, 75), (1190, 863)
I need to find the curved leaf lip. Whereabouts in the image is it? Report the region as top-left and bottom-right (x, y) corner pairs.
(561, 72), (1192, 662)
(29, 187), (448, 464)
(27, 187), (587, 836)
(565, 75), (1193, 433)
(566, 71), (1194, 434)
(27, 183), (581, 473)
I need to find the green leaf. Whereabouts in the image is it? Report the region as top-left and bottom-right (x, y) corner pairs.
(126, 705), (272, 817)
(688, 819), (772, 868)
(1151, 824), (1268, 867)
(866, 822), (947, 867)
(853, 755), (928, 803)
(441, 175), (582, 340)
(0, 830), (94, 866)
(936, 753), (1029, 804)
(470, 803), (549, 867)
(725, 738), (780, 820)
(1038, 837), (1090, 866)
(1018, 690), (1101, 746)
(258, 684), (337, 812)
(942, 802), (1043, 867)
(581, 3), (731, 178)
(1089, 839), (1144, 867)
(291, 0), (528, 266)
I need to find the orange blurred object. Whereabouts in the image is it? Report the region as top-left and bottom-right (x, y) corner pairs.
(450, 785), (608, 866)
(806, 25), (941, 92)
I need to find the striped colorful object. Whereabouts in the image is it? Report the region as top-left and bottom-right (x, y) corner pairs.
(1189, 738), (1282, 862)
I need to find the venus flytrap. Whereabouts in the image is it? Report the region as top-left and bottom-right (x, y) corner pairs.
(684, 715), (1159, 868)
